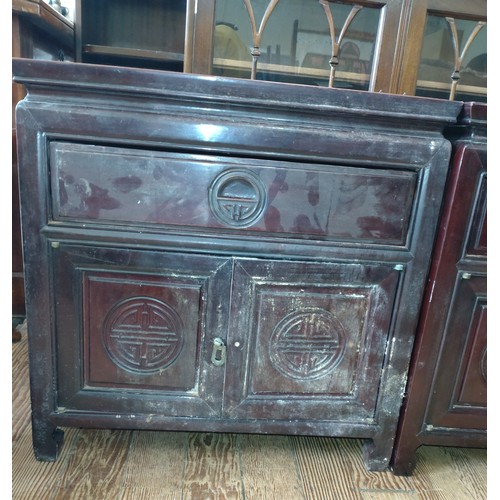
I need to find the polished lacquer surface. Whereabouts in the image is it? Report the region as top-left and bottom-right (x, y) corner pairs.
(13, 58), (461, 471)
(52, 142), (417, 245)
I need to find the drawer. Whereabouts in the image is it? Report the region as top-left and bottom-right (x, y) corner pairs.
(51, 142), (418, 245)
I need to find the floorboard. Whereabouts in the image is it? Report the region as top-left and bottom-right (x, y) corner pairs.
(119, 430), (187, 499)
(239, 434), (304, 499)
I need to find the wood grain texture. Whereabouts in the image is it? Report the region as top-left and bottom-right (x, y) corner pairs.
(291, 436), (415, 499)
(333, 438), (414, 496)
(292, 436), (357, 499)
(118, 431), (187, 499)
(51, 429), (133, 499)
(183, 433), (242, 500)
(12, 425), (80, 500)
(238, 434), (304, 499)
(12, 330), (31, 443)
(411, 446), (487, 500)
(12, 331), (487, 500)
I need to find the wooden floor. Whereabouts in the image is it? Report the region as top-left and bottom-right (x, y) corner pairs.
(12, 330), (487, 499)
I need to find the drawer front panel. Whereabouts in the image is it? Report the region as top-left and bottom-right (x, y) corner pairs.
(51, 142), (417, 245)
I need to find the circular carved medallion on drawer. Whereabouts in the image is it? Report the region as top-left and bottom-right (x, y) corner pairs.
(103, 297), (184, 374)
(269, 308), (346, 380)
(209, 169), (267, 227)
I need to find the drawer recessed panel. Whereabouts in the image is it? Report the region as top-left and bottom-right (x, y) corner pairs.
(51, 142), (417, 245)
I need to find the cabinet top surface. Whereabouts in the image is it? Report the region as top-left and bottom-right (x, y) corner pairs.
(460, 102), (487, 123)
(12, 59), (462, 127)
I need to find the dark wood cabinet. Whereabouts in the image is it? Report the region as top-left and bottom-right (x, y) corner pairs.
(391, 103), (487, 475)
(11, 2), (488, 474)
(13, 58), (461, 471)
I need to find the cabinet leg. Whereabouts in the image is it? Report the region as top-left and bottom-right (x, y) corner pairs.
(390, 442), (418, 476)
(32, 422), (65, 462)
(362, 437), (393, 471)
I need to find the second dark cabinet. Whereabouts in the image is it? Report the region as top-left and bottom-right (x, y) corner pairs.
(391, 103), (487, 475)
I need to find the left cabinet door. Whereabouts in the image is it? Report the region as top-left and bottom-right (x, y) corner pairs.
(51, 243), (232, 419)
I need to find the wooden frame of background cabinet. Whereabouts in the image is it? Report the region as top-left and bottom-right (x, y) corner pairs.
(395, 0), (487, 96)
(74, 0), (486, 97)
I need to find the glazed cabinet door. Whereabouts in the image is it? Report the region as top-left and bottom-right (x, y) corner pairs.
(223, 258), (400, 422)
(51, 243), (232, 418)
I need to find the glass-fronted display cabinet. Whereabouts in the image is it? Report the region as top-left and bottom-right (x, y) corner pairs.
(415, 14), (486, 102)
(73, 0), (487, 99)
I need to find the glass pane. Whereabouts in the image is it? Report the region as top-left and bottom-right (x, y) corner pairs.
(416, 15), (486, 102)
(212, 0), (380, 90)
(80, 0), (186, 71)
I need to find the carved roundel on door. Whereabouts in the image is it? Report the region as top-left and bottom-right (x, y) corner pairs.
(209, 169), (267, 227)
(102, 297), (184, 374)
(269, 308), (346, 380)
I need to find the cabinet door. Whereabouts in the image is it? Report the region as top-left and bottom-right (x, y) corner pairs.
(52, 243), (232, 418)
(224, 258), (400, 422)
(425, 274), (487, 430)
(397, 0), (487, 100)
(192, 0), (427, 94)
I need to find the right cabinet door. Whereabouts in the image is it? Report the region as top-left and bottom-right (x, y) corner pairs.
(223, 258), (400, 423)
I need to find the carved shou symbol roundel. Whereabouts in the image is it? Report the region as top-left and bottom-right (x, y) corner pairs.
(269, 308), (346, 380)
(209, 169), (267, 227)
(103, 297), (184, 374)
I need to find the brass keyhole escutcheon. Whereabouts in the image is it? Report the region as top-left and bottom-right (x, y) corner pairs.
(211, 337), (226, 366)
